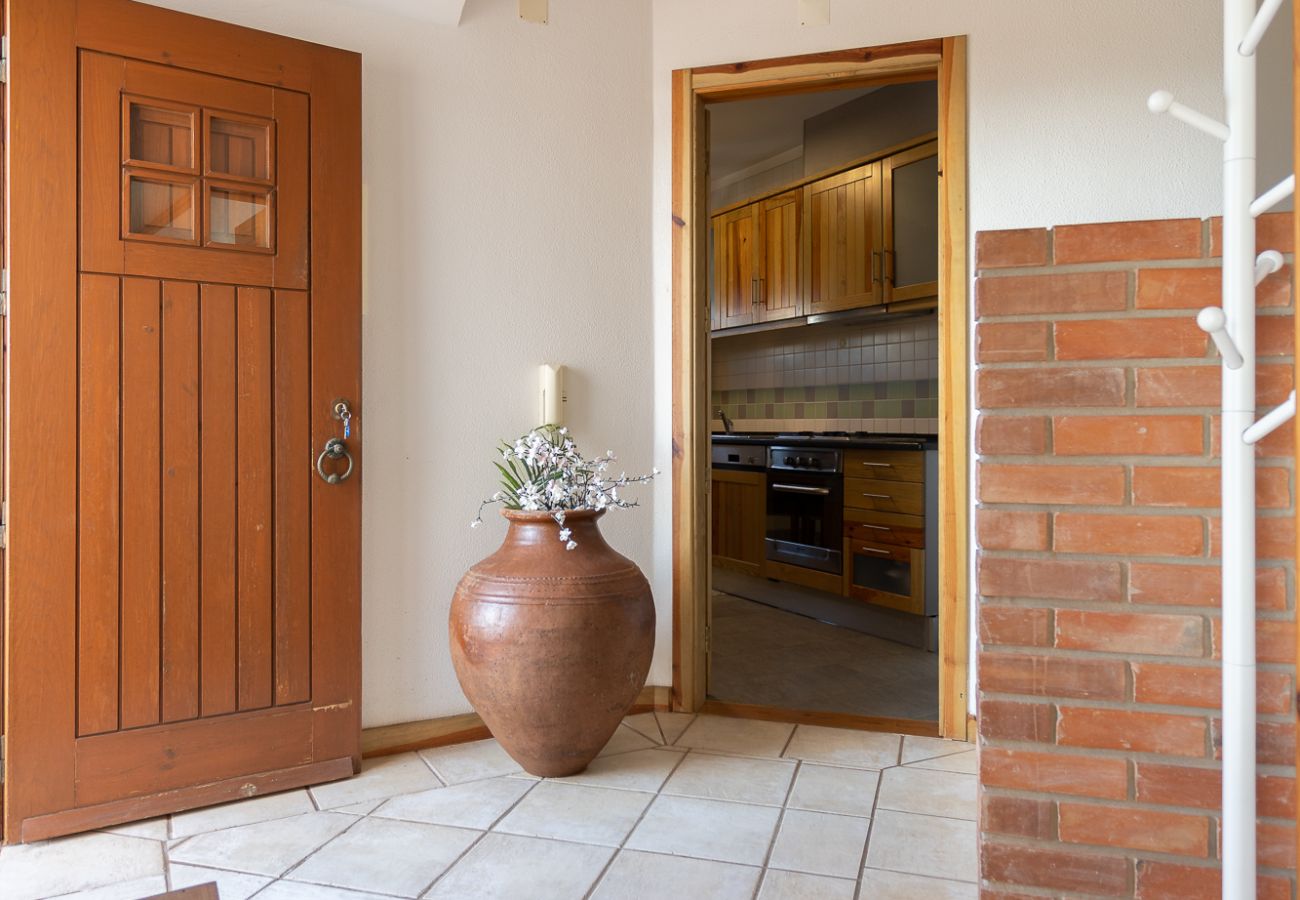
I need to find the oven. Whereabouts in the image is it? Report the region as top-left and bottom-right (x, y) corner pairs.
(765, 446), (843, 575)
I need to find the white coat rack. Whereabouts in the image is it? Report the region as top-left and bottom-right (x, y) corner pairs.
(1148, 2), (1293, 897)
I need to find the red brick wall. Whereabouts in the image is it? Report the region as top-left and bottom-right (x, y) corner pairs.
(975, 213), (1297, 899)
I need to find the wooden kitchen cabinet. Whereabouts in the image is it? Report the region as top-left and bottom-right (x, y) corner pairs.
(882, 140), (939, 302)
(803, 161), (884, 316)
(711, 188), (803, 329)
(710, 469), (767, 577)
(712, 204), (757, 329)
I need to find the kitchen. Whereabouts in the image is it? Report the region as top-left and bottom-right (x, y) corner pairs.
(707, 80), (942, 725)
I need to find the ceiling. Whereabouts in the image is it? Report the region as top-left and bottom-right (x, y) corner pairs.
(139, 0), (469, 28)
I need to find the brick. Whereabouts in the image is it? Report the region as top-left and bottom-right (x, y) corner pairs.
(1210, 617), (1296, 666)
(980, 464), (1125, 506)
(1135, 265), (1293, 310)
(1053, 512), (1205, 557)
(977, 509), (1049, 551)
(980, 698), (1055, 742)
(980, 652), (1127, 700)
(1055, 217), (1202, 263)
(1132, 466), (1290, 509)
(982, 795), (1056, 840)
(1216, 719), (1297, 767)
(1254, 820), (1296, 869)
(1135, 763), (1295, 819)
(979, 605), (1052, 647)
(982, 842), (1131, 897)
(976, 228), (1049, 269)
(980, 747), (1127, 799)
(1055, 318), (1208, 361)
(1139, 363), (1292, 407)
(1136, 861), (1294, 900)
(978, 367), (1127, 409)
(976, 270), (1127, 316)
(1209, 514), (1295, 561)
(1053, 415), (1204, 456)
(1209, 210), (1295, 255)
(1211, 411), (1296, 458)
(976, 321), (1050, 363)
(1256, 313), (1295, 356)
(1133, 662), (1293, 714)
(1057, 706), (1208, 757)
(1059, 802), (1209, 857)
(1128, 562), (1288, 611)
(979, 557), (1123, 603)
(976, 415), (1049, 455)
(1055, 609), (1204, 657)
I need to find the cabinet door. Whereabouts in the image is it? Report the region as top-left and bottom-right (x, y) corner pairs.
(712, 207), (757, 329)
(804, 162), (883, 315)
(755, 190), (801, 322)
(883, 141), (939, 302)
(710, 470), (766, 576)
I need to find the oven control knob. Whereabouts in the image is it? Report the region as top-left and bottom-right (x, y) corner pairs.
(810, 458), (822, 469)
(784, 456), (795, 466)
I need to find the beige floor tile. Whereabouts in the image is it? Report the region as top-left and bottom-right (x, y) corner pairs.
(786, 763), (879, 817)
(168, 811), (356, 877)
(672, 715), (794, 758)
(598, 724), (659, 757)
(782, 725), (899, 769)
(423, 832), (614, 899)
(660, 752), (796, 806)
(257, 881), (397, 900)
(768, 809), (870, 879)
(61, 875), (168, 899)
(171, 789), (316, 838)
(309, 753), (442, 809)
(100, 818), (168, 840)
(494, 781), (652, 846)
(900, 735), (970, 764)
(876, 767), (977, 821)
(0, 832), (164, 900)
(332, 799), (386, 815)
(655, 711), (696, 745)
(625, 795), (780, 866)
(757, 869), (856, 900)
(590, 849), (760, 900)
(623, 712), (664, 744)
(858, 867), (979, 899)
(288, 816), (478, 897)
(373, 776), (533, 829)
(169, 863), (272, 900)
(908, 749), (978, 775)
(551, 748), (685, 793)
(863, 809), (977, 883)
(420, 739), (522, 785)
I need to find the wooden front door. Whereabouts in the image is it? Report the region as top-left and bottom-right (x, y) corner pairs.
(5, 0), (362, 842)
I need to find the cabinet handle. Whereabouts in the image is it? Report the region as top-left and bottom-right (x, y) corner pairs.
(758, 277), (766, 306)
(885, 249), (896, 286)
(860, 461), (893, 468)
(872, 251), (881, 285)
(774, 483), (831, 496)
(858, 546), (892, 555)
(858, 523), (892, 531)
(751, 278), (759, 308)
(861, 492), (892, 499)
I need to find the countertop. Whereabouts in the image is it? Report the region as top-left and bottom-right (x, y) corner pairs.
(711, 431), (937, 451)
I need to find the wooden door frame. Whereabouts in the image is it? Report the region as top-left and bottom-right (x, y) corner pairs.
(670, 37), (971, 740)
(5, 0), (362, 841)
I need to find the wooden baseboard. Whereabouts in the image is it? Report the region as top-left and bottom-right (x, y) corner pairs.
(700, 699), (944, 738)
(361, 685), (673, 758)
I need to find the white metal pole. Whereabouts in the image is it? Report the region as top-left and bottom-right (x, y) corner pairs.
(1221, 0), (1258, 896)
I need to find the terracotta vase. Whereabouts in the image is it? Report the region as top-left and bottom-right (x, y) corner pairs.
(450, 508), (654, 777)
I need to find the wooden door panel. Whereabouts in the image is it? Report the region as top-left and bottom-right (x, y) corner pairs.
(714, 207), (756, 329)
(805, 163), (882, 314)
(757, 191), (800, 322)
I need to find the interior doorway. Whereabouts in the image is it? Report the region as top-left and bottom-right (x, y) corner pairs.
(671, 38), (971, 740)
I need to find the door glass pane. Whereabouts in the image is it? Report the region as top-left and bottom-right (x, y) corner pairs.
(852, 550), (912, 597)
(128, 103), (195, 170)
(127, 175), (196, 241)
(209, 117), (272, 181)
(891, 155), (939, 290)
(209, 186), (272, 248)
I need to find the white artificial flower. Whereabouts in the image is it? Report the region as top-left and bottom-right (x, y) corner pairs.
(565, 540), (578, 551)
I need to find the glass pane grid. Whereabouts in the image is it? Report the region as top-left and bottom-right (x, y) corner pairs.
(124, 170), (198, 244)
(206, 182), (274, 251)
(124, 98), (198, 173)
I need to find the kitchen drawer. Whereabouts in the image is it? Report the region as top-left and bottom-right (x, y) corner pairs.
(846, 518), (924, 549)
(845, 476), (923, 515)
(844, 449), (924, 483)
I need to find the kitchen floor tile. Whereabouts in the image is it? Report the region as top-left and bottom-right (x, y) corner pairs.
(900, 735), (970, 764)
(598, 724), (659, 757)
(423, 832), (614, 899)
(876, 766), (977, 820)
(256, 881), (397, 900)
(907, 748), (978, 775)
(309, 753), (442, 809)
(494, 781), (652, 846)
(623, 712), (664, 744)
(863, 809), (978, 883)
(858, 867), (979, 898)
(288, 816), (478, 897)
(655, 712), (696, 745)
(168, 811), (356, 877)
(0, 832), (164, 900)
(782, 725), (899, 769)
(420, 739), (522, 784)
(61, 875), (168, 899)
(756, 869), (856, 900)
(768, 809), (871, 878)
(171, 788), (316, 838)
(660, 751), (796, 806)
(100, 818), (168, 841)
(786, 763), (879, 817)
(168, 864), (272, 900)
(550, 748), (685, 793)
(625, 795), (780, 866)
(373, 776), (533, 830)
(672, 715), (794, 758)
(589, 849), (760, 900)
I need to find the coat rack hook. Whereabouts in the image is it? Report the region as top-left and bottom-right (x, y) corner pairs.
(1251, 174), (1295, 217)
(1255, 250), (1284, 285)
(1239, 0), (1284, 56)
(1148, 90), (1231, 141)
(1196, 306), (1245, 369)
(1244, 391), (1296, 445)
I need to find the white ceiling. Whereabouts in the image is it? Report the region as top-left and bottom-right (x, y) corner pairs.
(709, 87), (874, 181)
(139, 0), (469, 29)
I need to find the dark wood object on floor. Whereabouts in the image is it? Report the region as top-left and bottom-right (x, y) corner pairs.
(144, 884), (220, 900)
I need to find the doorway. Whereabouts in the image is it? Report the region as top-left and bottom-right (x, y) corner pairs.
(671, 39), (971, 740)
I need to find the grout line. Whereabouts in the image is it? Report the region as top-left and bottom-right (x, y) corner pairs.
(852, 756), (889, 900)
(416, 776), (543, 897)
(750, 757), (805, 900)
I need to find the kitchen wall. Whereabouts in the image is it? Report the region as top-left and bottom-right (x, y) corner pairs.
(802, 80), (938, 176)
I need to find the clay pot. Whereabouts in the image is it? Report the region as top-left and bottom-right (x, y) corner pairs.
(450, 508), (654, 777)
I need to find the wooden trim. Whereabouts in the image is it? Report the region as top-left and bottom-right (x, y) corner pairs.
(700, 700), (940, 738)
(671, 38), (971, 741)
(361, 685), (674, 758)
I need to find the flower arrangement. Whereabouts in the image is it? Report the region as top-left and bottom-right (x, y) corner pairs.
(472, 425), (658, 549)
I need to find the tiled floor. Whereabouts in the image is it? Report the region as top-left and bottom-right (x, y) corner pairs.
(0, 714), (978, 900)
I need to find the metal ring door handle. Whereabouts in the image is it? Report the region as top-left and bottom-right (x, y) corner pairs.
(316, 438), (354, 484)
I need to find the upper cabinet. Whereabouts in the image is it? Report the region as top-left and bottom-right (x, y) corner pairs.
(710, 137), (938, 333)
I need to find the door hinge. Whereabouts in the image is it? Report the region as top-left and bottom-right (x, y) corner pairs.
(1, 501), (8, 551)
(1, 269), (9, 316)
(703, 624), (711, 654)
(1, 36), (9, 84)
(1, 735), (6, 784)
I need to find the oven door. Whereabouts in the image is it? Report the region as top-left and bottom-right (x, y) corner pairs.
(765, 471), (843, 574)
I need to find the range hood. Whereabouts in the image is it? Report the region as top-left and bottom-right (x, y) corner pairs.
(712, 296), (938, 340)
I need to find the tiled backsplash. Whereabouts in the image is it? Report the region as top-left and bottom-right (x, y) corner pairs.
(711, 314), (939, 434)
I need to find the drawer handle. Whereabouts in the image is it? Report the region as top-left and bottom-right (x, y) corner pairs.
(859, 546), (892, 555)
(861, 461), (893, 468)
(858, 523), (891, 531)
(861, 492), (892, 499)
